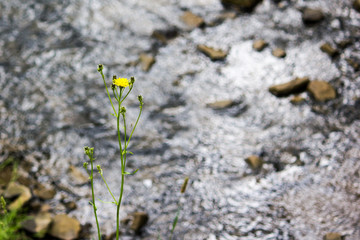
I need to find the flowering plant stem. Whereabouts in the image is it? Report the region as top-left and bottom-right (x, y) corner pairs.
(84, 64), (143, 240)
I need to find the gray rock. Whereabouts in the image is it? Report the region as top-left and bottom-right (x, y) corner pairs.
(269, 77), (310, 97)
(48, 214), (81, 240)
(320, 43), (339, 57)
(307, 80), (336, 102)
(252, 39), (268, 51)
(221, 0), (263, 12)
(197, 44), (227, 61)
(302, 8), (324, 24)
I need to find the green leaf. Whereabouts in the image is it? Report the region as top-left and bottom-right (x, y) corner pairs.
(123, 169), (139, 175)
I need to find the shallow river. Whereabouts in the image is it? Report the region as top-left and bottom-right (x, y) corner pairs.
(1, 0), (360, 239)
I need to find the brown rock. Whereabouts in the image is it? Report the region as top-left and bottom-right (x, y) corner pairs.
(354, 0), (360, 12)
(302, 8), (324, 24)
(180, 11), (205, 29)
(253, 39), (268, 51)
(320, 43), (339, 57)
(245, 155), (263, 170)
(4, 182), (32, 211)
(307, 80), (336, 102)
(221, 0), (263, 12)
(33, 183), (56, 200)
(323, 232), (343, 240)
(130, 212), (149, 232)
(151, 28), (178, 44)
(22, 212), (52, 234)
(49, 214), (81, 240)
(64, 201), (77, 211)
(0, 165), (12, 187)
(207, 100), (236, 109)
(197, 44), (227, 61)
(269, 77), (310, 97)
(139, 53), (156, 72)
(290, 95), (305, 104)
(68, 165), (88, 186)
(272, 48), (286, 58)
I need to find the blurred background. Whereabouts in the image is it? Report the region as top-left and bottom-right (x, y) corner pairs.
(0, 0), (360, 239)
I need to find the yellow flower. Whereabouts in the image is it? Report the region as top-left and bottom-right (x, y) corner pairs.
(113, 78), (129, 88)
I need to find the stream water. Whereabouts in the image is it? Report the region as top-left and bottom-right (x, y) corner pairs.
(1, 0), (360, 239)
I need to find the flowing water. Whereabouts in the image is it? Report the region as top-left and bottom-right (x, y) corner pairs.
(1, 0), (360, 239)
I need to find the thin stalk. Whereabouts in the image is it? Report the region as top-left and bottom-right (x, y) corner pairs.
(100, 173), (117, 205)
(123, 115), (127, 166)
(125, 107), (143, 149)
(100, 70), (117, 115)
(90, 155), (101, 240)
(116, 174), (125, 240)
(116, 91), (124, 240)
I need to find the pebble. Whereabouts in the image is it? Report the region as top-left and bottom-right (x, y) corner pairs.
(302, 8), (324, 24)
(33, 183), (56, 200)
(48, 214), (81, 240)
(272, 48), (286, 58)
(181, 11), (205, 29)
(307, 80), (336, 102)
(68, 165), (88, 186)
(4, 182), (32, 210)
(22, 212), (52, 234)
(252, 39), (268, 51)
(197, 44), (227, 61)
(320, 43), (339, 58)
(139, 53), (156, 72)
(130, 212), (149, 232)
(290, 95), (306, 104)
(323, 232), (343, 240)
(269, 77), (310, 97)
(245, 155), (263, 170)
(206, 100), (236, 109)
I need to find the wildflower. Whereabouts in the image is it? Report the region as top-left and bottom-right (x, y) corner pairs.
(113, 78), (129, 88)
(97, 64), (103, 72)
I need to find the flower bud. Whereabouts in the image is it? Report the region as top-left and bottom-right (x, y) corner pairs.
(120, 106), (126, 115)
(97, 165), (103, 174)
(138, 95), (143, 107)
(180, 177), (189, 194)
(97, 64), (103, 72)
(130, 76), (135, 85)
(111, 83), (116, 90)
(83, 162), (89, 169)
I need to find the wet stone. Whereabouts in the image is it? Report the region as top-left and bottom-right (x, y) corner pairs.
(33, 183), (56, 200)
(221, 0), (263, 12)
(197, 44), (227, 61)
(245, 155), (263, 170)
(180, 11), (205, 29)
(272, 48), (286, 58)
(320, 43), (339, 58)
(22, 212), (52, 234)
(323, 232), (343, 240)
(139, 53), (156, 72)
(302, 8), (324, 24)
(269, 77), (310, 97)
(48, 214), (81, 240)
(252, 39), (268, 51)
(68, 165), (88, 186)
(307, 80), (336, 102)
(4, 182), (32, 211)
(130, 212), (149, 232)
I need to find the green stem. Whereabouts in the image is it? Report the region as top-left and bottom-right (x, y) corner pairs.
(125, 106), (143, 149)
(90, 155), (101, 240)
(100, 173), (117, 205)
(100, 70), (117, 115)
(116, 174), (125, 240)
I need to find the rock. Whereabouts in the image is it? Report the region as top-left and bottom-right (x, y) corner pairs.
(180, 11), (205, 29)
(207, 100), (236, 109)
(269, 77), (310, 97)
(302, 8), (324, 24)
(130, 212), (149, 232)
(68, 165), (88, 186)
(272, 48), (286, 58)
(290, 95), (306, 104)
(307, 80), (336, 102)
(22, 212), (52, 235)
(323, 232), (343, 240)
(354, 0), (360, 12)
(346, 58), (360, 71)
(336, 39), (352, 49)
(151, 27), (179, 44)
(33, 183), (56, 200)
(197, 44), (227, 61)
(4, 182), (32, 211)
(0, 165), (12, 187)
(139, 53), (156, 72)
(245, 155), (263, 170)
(252, 39), (268, 51)
(48, 214), (81, 240)
(64, 201), (77, 211)
(221, 0), (263, 12)
(320, 43), (339, 57)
